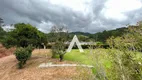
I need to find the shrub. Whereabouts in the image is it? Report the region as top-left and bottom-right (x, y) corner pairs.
(51, 41), (66, 61)
(51, 45), (58, 58)
(25, 45), (33, 59)
(14, 46), (33, 69)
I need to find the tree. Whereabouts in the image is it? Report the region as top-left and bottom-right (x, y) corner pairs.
(78, 35), (89, 42)
(107, 21), (142, 51)
(2, 23), (47, 48)
(14, 45), (33, 69)
(93, 27), (127, 43)
(0, 17), (4, 26)
(50, 25), (68, 61)
(0, 27), (7, 42)
(0, 17), (6, 41)
(106, 21), (142, 80)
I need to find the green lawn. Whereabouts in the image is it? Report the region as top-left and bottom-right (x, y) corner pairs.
(64, 49), (92, 64)
(55, 48), (142, 78)
(64, 49), (113, 68)
(64, 49), (142, 69)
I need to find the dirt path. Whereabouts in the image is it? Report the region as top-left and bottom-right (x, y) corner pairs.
(0, 55), (17, 80)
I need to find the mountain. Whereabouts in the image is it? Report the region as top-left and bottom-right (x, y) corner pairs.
(69, 32), (92, 36)
(69, 27), (128, 42)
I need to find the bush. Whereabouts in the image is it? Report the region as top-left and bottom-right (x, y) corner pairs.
(14, 46), (33, 69)
(51, 42), (66, 61)
(25, 45), (33, 59)
(51, 45), (58, 58)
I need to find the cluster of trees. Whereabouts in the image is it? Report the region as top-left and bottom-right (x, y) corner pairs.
(0, 18), (48, 68)
(0, 16), (142, 70)
(87, 22), (142, 80)
(0, 18), (6, 42)
(0, 27), (6, 42)
(107, 22), (142, 51)
(0, 18), (4, 26)
(104, 22), (142, 80)
(0, 17), (69, 63)
(1, 17), (140, 48)
(65, 27), (127, 43)
(1, 23), (47, 48)
(0, 16), (130, 50)
(92, 27), (127, 42)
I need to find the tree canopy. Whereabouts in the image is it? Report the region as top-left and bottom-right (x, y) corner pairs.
(2, 23), (47, 48)
(0, 17), (4, 26)
(0, 27), (6, 42)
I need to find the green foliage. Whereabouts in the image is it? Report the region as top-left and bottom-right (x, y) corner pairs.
(66, 49), (142, 80)
(0, 17), (4, 26)
(0, 27), (7, 42)
(14, 46), (33, 69)
(95, 42), (104, 48)
(69, 32), (93, 42)
(107, 49), (142, 80)
(105, 21), (142, 80)
(0, 17), (6, 41)
(107, 21), (142, 51)
(50, 26), (68, 61)
(25, 45), (34, 58)
(52, 41), (66, 60)
(51, 41), (66, 61)
(46, 26), (128, 44)
(2, 36), (17, 48)
(93, 27), (127, 42)
(64, 49), (92, 65)
(62, 27), (127, 43)
(2, 23), (47, 48)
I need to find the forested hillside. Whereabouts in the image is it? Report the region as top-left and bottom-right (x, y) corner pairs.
(68, 27), (128, 43)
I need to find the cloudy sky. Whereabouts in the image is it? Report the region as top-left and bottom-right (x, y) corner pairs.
(0, 0), (142, 33)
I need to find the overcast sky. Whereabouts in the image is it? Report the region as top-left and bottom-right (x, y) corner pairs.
(0, 0), (142, 33)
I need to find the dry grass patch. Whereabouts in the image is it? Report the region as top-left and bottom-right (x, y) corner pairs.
(0, 44), (15, 58)
(0, 49), (92, 80)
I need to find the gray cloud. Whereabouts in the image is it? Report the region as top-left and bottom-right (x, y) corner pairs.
(0, 0), (142, 33)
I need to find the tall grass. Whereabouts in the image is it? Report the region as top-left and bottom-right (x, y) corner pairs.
(63, 49), (142, 80)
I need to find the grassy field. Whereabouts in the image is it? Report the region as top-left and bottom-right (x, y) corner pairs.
(63, 49), (142, 79)
(63, 49), (142, 69)
(64, 49), (112, 69)
(64, 49), (92, 65)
